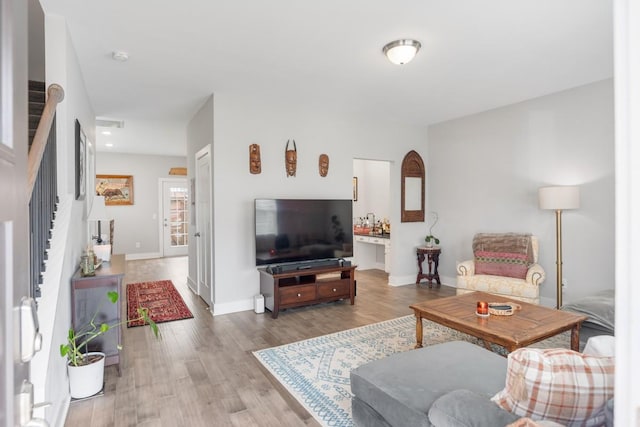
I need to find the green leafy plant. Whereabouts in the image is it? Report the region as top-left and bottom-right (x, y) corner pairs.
(424, 235), (440, 245)
(425, 211), (440, 245)
(60, 290), (160, 367)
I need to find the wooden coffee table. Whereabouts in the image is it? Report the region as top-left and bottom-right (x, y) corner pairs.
(409, 291), (587, 353)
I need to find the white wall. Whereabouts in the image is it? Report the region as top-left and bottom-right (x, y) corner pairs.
(613, 0), (640, 420)
(427, 79), (614, 306)
(186, 96), (214, 293)
(32, 14), (96, 427)
(192, 93), (428, 314)
(96, 153), (187, 257)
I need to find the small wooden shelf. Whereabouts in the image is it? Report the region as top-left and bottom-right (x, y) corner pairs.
(259, 264), (357, 318)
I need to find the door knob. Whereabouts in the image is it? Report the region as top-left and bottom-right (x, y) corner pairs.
(194, 232), (201, 237)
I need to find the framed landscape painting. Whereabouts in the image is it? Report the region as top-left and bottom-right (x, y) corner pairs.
(96, 174), (134, 205)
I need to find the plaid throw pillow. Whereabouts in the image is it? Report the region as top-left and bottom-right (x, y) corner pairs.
(491, 348), (615, 426)
(474, 250), (529, 279)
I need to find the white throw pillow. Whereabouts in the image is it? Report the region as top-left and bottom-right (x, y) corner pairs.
(583, 335), (615, 357)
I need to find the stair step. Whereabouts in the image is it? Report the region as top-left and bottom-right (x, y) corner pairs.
(28, 81), (46, 150)
(29, 91), (45, 104)
(28, 80), (45, 92)
(29, 102), (44, 116)
(29, 115), (40, 130)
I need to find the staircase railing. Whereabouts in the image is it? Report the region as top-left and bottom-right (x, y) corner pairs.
(27, 84), (64, 199)
(28, 84), (64, 298)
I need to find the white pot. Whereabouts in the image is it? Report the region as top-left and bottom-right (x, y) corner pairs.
(67, 352), (105, 399)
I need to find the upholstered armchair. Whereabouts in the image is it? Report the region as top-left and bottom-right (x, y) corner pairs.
(456, 233), (545, 304)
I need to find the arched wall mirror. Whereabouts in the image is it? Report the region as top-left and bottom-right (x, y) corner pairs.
(401, 150), (425, 222)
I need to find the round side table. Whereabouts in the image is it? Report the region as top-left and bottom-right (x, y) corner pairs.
(416, 246), (441, 287)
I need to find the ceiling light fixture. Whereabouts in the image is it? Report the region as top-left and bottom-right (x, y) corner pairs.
(105, 143), (114, 148)
(382, 39), (421, 65)
(112, 51), (129, 62)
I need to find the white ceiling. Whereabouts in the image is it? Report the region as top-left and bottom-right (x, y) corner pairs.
(39, 0), (613, 156)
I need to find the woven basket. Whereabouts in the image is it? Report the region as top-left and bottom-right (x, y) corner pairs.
(488, 302), (521, 316)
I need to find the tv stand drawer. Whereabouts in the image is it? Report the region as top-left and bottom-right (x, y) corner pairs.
(280, 285), (317, 304)
(259, 264), (356, 318)
(317, 280), (350, 298)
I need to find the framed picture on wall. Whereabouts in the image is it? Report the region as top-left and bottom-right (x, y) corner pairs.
(353, 177), (358, 201)
(75, 119), (86, 200)
(85, 137), (95, 212)
(96, 174), (134, 205)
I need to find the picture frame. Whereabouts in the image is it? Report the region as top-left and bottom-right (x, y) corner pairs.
(75, 119), (86, 200)
(86, 137), (95, 212)
(96, 174), (134, 205)
(353, 177), (358, 201)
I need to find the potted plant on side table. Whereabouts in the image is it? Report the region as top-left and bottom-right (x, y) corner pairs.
(424, 211), (440, 248)
(60, 290), (160, 399)
(424, 234), (440, 248)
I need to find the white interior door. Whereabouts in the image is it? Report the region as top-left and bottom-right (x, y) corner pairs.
(161, 179), (189, 257)
(195, 146), (213, 308)
(2, 1), (45, 425)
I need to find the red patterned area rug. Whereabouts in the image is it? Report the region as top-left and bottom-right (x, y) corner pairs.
(126, 280), (193, 327)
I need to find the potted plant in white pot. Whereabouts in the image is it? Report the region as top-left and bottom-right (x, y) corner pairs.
(424, 234), (440, 248)
(424, 211), (440, 248)
(60, 290), (160, 399)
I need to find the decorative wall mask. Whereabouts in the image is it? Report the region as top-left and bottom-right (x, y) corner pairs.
(319, 154), (329, 177)
(249, 144), (261, 174)
(285, 139), (297, 177)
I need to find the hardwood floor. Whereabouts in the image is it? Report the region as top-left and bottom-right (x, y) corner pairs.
(64, 257), (455, 426)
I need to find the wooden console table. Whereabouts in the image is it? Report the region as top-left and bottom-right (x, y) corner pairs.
(70, 254), (125, 375)
(259, 264), (356, 318)
(416, 246), (441, 287)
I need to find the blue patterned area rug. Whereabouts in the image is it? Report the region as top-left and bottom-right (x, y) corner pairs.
(252, 315), (570, 427)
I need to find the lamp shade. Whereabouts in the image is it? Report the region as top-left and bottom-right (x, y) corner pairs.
(87, 196), (110, 221)
(538, 186), (580, 210)
(382, 39), (421, 65)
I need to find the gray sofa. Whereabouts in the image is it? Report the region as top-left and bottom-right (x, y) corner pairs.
(350, 340), (521, 427)
(351, 333), (614, 427)
(350, 290), (616, 427)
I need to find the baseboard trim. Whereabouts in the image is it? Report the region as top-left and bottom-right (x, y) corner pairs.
(212, 298), (253, 316)
(187, 276), (197, 293)
(125, 252), (162, 261)
(439, 275), (456, 288)
(54, 396), (71, 427)
(388, 274), (456, 288)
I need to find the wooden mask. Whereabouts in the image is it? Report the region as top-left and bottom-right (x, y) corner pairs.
(249, 144), (261, 174)
(319, 154), (329, 177)
(285, 139), (297, 177)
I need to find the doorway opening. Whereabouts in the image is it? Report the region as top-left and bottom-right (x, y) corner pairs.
(352, 159), (392, 273)
(160, 178), (189, 257)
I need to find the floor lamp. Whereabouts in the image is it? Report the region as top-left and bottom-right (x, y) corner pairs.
(538, 186), (580, 309)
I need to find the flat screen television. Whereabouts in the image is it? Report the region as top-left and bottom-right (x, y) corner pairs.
(254, 198), (353, 266)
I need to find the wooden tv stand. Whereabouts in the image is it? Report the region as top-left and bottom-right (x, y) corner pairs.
(259, 264), (357, 318)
